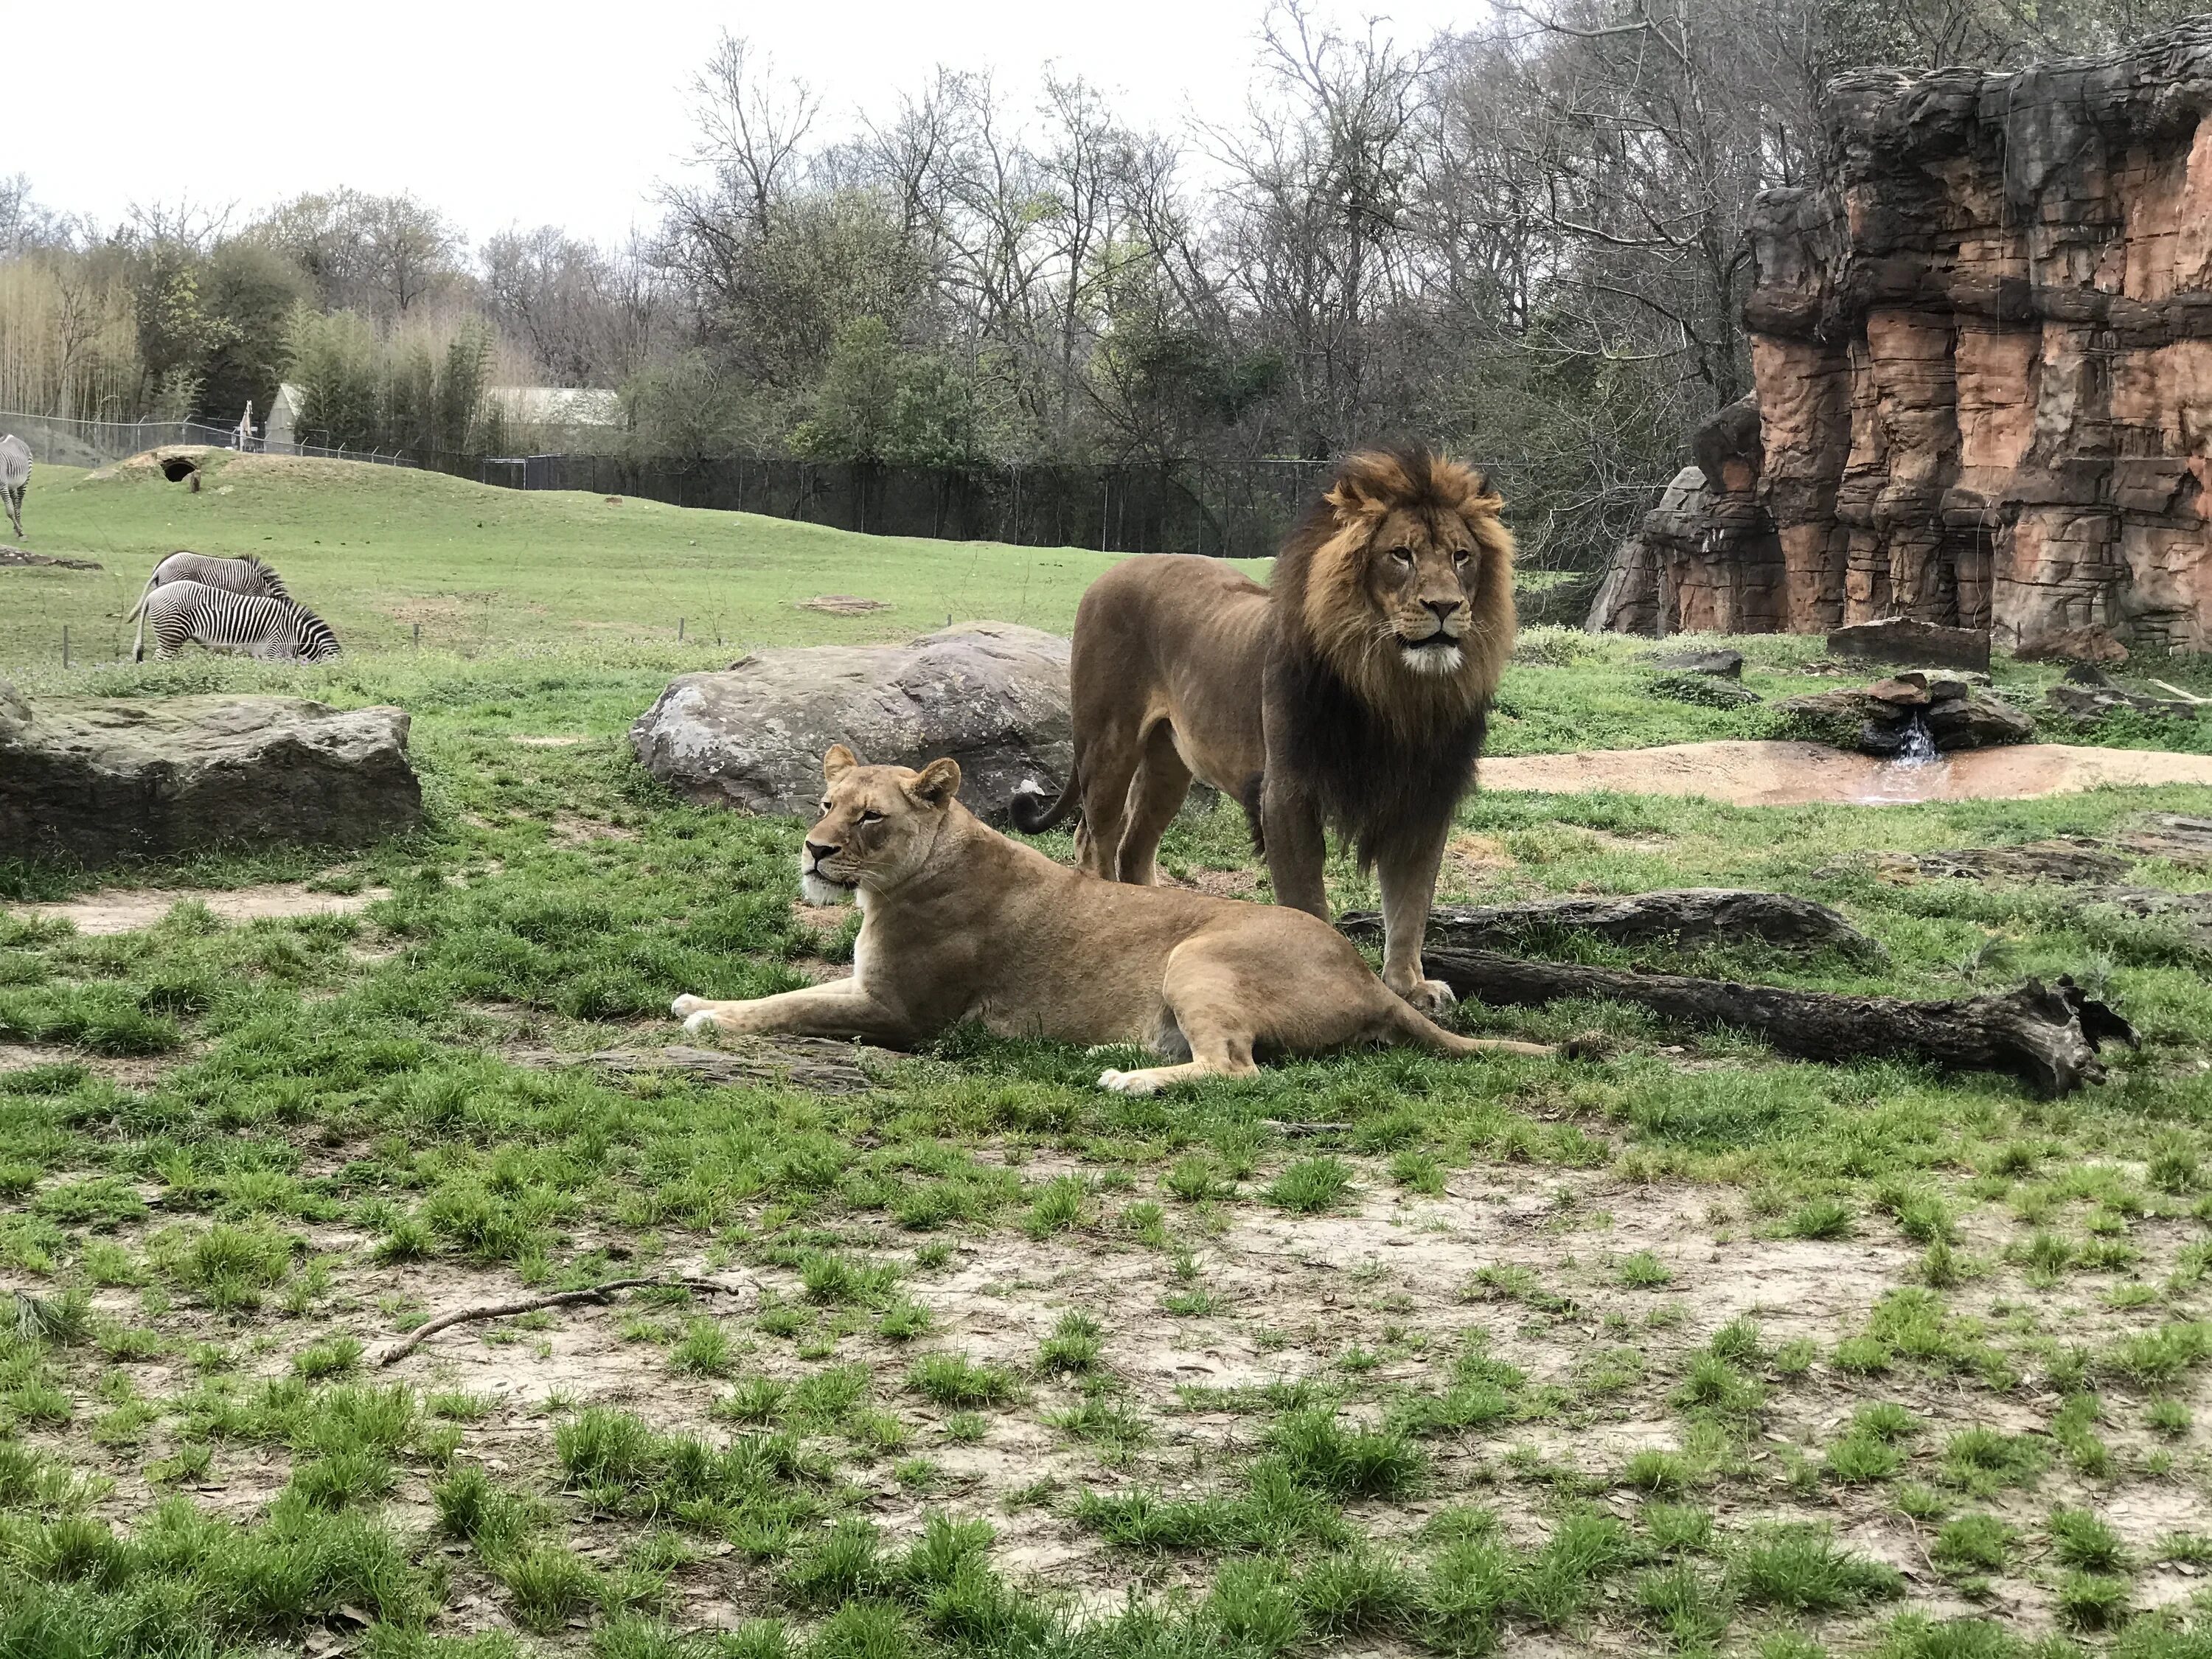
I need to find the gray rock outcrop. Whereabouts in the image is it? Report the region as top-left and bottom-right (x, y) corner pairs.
(0, 692), (420, 863)
(630, 622), (1073, 821)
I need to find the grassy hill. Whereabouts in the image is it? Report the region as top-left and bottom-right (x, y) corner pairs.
(10, 447), (2209, 761)
(3, 450), (1152, 667)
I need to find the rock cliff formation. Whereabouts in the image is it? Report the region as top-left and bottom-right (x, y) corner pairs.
(1591, 20), (2212, 651)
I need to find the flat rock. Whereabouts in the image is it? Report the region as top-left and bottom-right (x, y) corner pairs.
(1851, 838), (2132, 885)
(2018, 626), (2130, 667)
(630, 622), (1071, 821)
(1826, 619), (1992, 672)
(0, 691), (420, 863)
(1648, 648), (1744, 678)
(2122, 815), (2212, 866)
(2045, 683), (2205, 722)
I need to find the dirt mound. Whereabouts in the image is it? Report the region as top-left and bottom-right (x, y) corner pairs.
(1482, 740), (2212, 806)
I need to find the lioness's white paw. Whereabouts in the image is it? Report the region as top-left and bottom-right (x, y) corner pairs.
(682, 1009), (723, 1036)
(672, 994), (707, 1018)
(1396, 978), (1458, 1017)
(1097, 1068), (1159, 1096)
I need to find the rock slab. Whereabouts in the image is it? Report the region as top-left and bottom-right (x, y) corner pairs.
(0, 689), (420, 863)
(630, 622), (1072, 821)
(1826, 619), (1992, 672)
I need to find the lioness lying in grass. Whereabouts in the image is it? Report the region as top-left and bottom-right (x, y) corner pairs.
(672, 745), (1553, 1094)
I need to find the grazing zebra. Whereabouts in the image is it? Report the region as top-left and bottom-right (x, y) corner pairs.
(0, 435), (29, 540)
(125, 552), (292, 654)
(133, 580), (341, 664)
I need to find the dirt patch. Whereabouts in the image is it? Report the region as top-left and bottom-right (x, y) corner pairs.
(510, 735), (588, 747)
(7, 881), (389, 936)
(0, 1041), (198, 1086)
(550, 813), (636, 845)
(1483, 740), (2212, 806)
(1164, 868), (1263, 900)
(0, 546), (102, 570)
(799, 594), (892, 615)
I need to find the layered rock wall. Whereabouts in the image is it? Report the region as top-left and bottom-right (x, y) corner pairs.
(1595, 21), (2212, 649)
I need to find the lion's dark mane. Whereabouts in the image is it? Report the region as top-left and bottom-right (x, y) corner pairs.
(1263, 645), (1488, 869)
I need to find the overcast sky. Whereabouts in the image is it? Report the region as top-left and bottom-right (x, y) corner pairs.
(15, 0), (1479, 248)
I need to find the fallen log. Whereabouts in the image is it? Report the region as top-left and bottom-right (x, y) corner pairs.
(1340, 888), (1874, 956)
(1416, 949), (2133, 1096)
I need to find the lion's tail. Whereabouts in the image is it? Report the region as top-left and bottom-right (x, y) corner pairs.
(1009, 767), (1081, 834)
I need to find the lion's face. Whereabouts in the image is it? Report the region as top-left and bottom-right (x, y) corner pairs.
(1293, 450), (1516, 711)
(1358, 505), (1489, 679)
(800, 745), (962, 904)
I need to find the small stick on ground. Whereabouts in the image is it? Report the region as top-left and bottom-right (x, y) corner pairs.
(376, 1276), (752, 1366)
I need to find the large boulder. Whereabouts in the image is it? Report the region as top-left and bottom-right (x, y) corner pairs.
(0, 689), (420, 863)
(630, 622), (1073, 821)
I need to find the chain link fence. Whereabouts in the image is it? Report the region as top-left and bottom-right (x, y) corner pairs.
(0, 410), (418, 470)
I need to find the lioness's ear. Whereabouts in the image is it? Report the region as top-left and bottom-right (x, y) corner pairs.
(909, 757), (961, 808)
(824, 745), (859, 782)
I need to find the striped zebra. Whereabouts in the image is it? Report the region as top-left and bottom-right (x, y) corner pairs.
(133, 580), (341, 664)
(125, 549), (291, 630)
(0, 435), (29, 540)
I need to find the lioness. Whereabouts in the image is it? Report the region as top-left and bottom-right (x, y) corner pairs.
(671, 745), (1551, 1094)
(1011, 447), (1514, 1015)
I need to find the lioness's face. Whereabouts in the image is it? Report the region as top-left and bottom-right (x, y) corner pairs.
(800, 746), (961, 903)
(1360, 505), (1487, 678)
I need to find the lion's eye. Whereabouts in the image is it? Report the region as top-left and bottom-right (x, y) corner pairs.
(859, 810), (883, 824)
(1388, 546), (1413, 565)
(1453, 549), (1470, 566)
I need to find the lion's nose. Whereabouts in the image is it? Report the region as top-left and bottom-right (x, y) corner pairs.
(1423, 598), (1460, 625)
(804, 841), (840, 863)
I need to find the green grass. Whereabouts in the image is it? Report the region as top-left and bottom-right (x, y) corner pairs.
(5, 451), (2212, 1658)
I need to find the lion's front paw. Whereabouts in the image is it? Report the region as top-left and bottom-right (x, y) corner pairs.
(681, 1008), (724, 1037)
(1392, 977), (1458, 1018)
(1097, 1068), (1160, 1096)
(671, 993), (708, 1018)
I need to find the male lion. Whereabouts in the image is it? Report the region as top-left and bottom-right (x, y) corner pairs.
(1011, 447), (1514, 1015)
(671, 745), (1551, 1094)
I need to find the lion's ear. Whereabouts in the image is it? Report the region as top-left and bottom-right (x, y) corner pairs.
(1324, 451), (1411, 525)
(909, 757), (961, 808)
(824, 745), (859, 781)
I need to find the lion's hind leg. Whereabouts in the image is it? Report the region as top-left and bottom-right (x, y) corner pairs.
(1114, 720), (1194, 886)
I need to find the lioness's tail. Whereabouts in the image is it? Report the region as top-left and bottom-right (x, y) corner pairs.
(1009, 767), (1081, 834)
(1391, 998), (1555, 1060)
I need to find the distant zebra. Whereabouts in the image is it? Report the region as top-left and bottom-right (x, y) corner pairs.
(0, 435), (29, 540)
(133, 580), (341, 664)
(127, 552), (292, 657)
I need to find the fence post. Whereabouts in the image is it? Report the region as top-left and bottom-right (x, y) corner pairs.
(678, 617), (685, 642)
(62, 625), (69, 669)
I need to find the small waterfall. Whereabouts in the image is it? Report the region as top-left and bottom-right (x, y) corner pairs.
(1859, 711), (1949, 802)
(1893, 712), (1940, 767)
